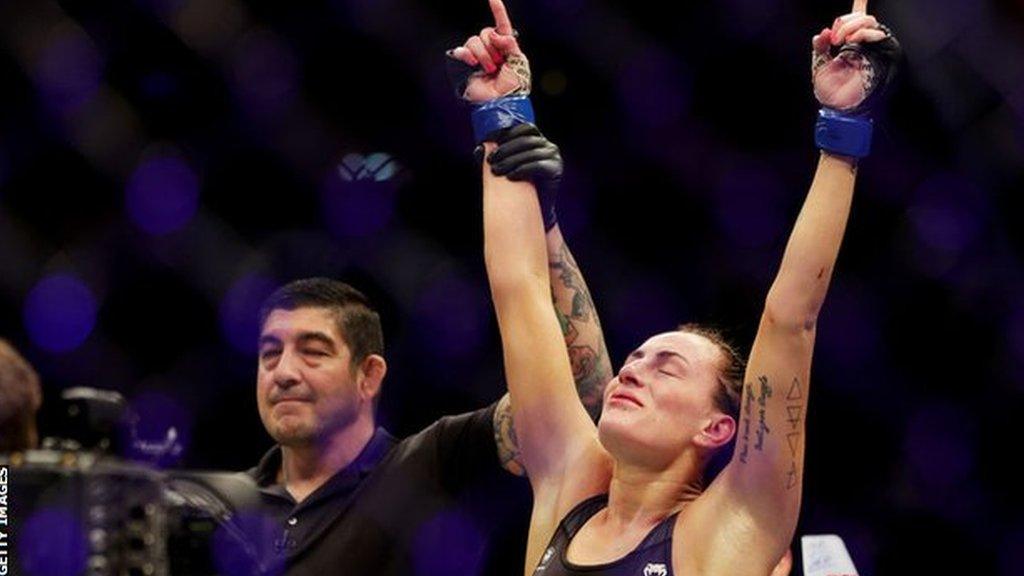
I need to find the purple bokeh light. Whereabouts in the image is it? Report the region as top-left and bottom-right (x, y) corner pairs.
(906, 174), (987, 276)
(412, 510), (486, 576)
(33, 31), (102, 114)
(125, 155), (200, 235)
(902, 402), (976, 512)
(713, 166), (786, 250)
(606, 277), (683, 358)
(230, 31), (299, 117)
(23, 273), (98, 353)
(617, 47), (689, 136)
(413, 273), (488, 362)
(220, 273), (278, 356)
(320, 161), (398, 238)
(123, 390), (193, 467)
(719, 0), (782, 40)
(556, 167), (595, 238)
(818, 282), (883, 390)
(17, 507), (88, 576)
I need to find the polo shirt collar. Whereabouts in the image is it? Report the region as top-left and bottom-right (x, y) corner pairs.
(252, 427), (397, 498)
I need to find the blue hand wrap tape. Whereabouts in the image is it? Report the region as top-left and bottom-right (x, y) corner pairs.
(471, 96), (535, 144)
(815, 108), (873, 159)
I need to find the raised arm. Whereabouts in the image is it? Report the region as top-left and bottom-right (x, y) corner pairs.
(726, 150), (857, 528)
(706, 1), (899, 565)
(487, 126), (613, 421)
(484, 125), (612, 471)
(482, 145), (599, 484)
(485, 127), (613, 419)
(449, 0), (612, 481)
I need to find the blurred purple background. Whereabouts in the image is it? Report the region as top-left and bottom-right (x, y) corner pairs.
(1, 0), (1022, 573)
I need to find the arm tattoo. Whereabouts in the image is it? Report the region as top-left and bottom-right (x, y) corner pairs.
(740, 375), (805, 490)
(785, 377), (804, 490)
(493, 394), (525, 476)
(504, 52), (532, 96)
(754, 376), (773, 451)
(549, 241), (612, 420)
(739, 381), (754, 464)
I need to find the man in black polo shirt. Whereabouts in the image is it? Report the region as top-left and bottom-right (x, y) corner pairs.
(247, 150), (608, 576)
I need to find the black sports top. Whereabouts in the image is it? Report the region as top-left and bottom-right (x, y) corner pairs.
(532, 494), (679, 576)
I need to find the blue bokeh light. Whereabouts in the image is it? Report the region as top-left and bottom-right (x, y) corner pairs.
(617, 47), (689, 137)
(23, 273), (98, 353)
(412, 510), (485, 576)
(413, 273), (488, 362)
(17, 507), (88, 576)
(902, 402), (976, 515)
(230, 30), (298, 117)
(220, 273), (278, 356)
(818, 282), (883, 392)
(320, 161), (397, 238)
(125, 155), (200, 235)
(606, 277), (683, 360)
(906, 174), (988, 277)
(714, 166), (786, 250)
(33, 31), (102, 114)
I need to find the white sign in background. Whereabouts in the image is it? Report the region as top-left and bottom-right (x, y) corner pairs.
(801, 534), (859, 576)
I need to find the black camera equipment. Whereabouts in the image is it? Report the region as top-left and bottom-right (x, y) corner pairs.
(1, 387), (270, 576)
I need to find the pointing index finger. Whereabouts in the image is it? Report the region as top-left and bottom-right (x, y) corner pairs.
(851, 0), (868, 14)
(490, 0), (514, 36)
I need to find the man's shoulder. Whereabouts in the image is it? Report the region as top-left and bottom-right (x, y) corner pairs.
(365, 404), (503, 485)
(392, 403), (499, 452)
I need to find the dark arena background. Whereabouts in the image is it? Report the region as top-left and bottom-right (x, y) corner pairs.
(1, 0), (1023, 574)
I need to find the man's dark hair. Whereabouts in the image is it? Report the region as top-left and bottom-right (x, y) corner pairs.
(677, 323), (745, 485)
(258, 278), (384, 368)
(0, 339), (42, 452)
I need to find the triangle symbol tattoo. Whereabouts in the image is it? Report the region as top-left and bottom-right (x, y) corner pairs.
(787, 405), (802, 428)
(787, 432), (800, 457)
(786, 461), (799, 489)
(786, 378), (802, 401)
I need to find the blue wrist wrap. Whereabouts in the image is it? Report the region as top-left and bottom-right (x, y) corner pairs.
(471, 96), (535, 144)
(815, 108), (873, 159)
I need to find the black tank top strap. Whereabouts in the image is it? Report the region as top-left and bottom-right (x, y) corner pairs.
(559, 493), (610, 537)
(532, 495), (681, 576)
(634, 508), (681, 552)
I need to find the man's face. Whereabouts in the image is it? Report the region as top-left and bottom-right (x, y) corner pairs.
(257, 307), (364, 447)
(598, 331), (727, 466)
